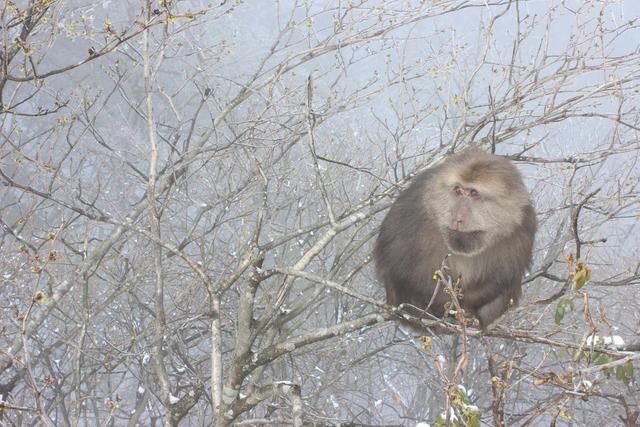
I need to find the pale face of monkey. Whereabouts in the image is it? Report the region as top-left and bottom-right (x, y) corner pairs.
(431, 153), (530, 256)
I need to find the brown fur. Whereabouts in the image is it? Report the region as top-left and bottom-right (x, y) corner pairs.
(374, 149), (537, 329)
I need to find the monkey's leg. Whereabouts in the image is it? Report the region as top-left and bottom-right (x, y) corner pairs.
(474, 292), (514, 331)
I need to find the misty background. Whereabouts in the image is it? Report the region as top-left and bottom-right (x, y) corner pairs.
(1, 0), (639, 425)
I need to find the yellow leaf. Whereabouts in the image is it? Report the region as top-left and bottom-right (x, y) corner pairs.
(573, 262), (591, 290)
(420, 336), (432, 351)
(393, 392), (402, 405)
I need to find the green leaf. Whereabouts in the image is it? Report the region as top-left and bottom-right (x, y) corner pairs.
(554, 297), (575, 325)
(592, 353), (610, 365)
(616, 361), (634, 386)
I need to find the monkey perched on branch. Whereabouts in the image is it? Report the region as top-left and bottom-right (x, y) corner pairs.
(374, 149), (537, 330)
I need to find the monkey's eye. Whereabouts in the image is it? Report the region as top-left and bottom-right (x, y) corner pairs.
(452, 185), (464, 196)
(469, 189), (479, 198)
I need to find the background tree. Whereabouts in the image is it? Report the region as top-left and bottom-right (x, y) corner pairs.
(0, 0), (639, 426)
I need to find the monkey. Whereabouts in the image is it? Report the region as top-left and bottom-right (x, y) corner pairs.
(374, 148), (537, 330)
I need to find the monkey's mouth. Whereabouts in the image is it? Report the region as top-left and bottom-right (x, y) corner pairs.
(445, 229), (486, 255)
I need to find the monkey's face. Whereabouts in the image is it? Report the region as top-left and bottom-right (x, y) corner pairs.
(437, 169), (529, 256)
(439, 183), (493, 255)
